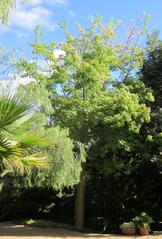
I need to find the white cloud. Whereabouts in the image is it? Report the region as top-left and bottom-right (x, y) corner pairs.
(0, 74), (35, 95)
(53, 49), (65, 58)
(0, 0), (69, 34)
(14, 74), (35, 85)
(27, 0), (68, 6)
(45, 0), (68, 5)
(27, 0), (43, 6)
(0, 23), (8, 34)
(68, 10), (76, 17)
(11, 6), (57, 31)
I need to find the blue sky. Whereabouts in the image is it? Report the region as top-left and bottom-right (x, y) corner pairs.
(1, 0), (162, 58)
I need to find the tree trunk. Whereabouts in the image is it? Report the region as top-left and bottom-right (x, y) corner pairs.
(75, 168), (86, 231)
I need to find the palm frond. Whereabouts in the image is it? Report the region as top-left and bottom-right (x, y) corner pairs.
(19, 133), (49, 149)
(11, 154), (49, 174)
(0, 95), (32, 130)
(0, 133), (22, 160)
(0, 94), (49, 174)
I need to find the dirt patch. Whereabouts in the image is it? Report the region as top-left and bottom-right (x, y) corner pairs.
(0, 222), (161, 239)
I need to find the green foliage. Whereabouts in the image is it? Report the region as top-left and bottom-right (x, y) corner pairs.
(0, 94), (48, 174)
(132, 212), (154, 229)
(17, 80), (53, 126)
(0, 0), (16, 24)
(0, 0), (27, 24)
(121, 78), (154, 103)
(141, 41), (162, 108)
(140, 38), (162, 169)
(120, 221), (135, 229)
(18, 17), (152, 154)
(17, 80), (85, 190)
(0, 47), (17, 80)
(14, 16), (156, 230)
(24, 127), (84, 190)
(25, 218), (53, 227)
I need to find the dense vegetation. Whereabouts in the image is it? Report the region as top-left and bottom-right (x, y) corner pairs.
(0, 1), (162, 234)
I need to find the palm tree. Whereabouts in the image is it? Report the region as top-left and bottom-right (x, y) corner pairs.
(0, 94), (48, 176)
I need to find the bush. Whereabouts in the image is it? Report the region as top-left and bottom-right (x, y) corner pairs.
(132, 212), (154, 229)
(120, 222), (135, 229)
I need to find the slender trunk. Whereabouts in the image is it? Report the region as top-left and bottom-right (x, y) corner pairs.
(75, 167), (86, 231)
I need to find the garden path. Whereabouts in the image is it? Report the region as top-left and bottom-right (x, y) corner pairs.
(0, 222), (161, 239)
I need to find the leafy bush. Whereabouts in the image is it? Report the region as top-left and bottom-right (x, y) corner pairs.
(132, 212), (154, 229)
(120, 221), (135, 229)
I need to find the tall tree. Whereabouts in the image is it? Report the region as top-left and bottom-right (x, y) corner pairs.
(19, 17), (152, 230)
(142, 38), (162, 109)
(140, 34), (162, 168)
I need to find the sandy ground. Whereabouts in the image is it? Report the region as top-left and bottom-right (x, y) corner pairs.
(0, 222), (161, 239)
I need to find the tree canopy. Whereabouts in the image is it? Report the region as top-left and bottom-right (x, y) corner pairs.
(17, 17), (154, 230)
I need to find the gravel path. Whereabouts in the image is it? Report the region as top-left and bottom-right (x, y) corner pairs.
(0, 222), (161, 239)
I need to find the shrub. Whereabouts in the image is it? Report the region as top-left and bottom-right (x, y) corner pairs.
(120, 221), (135, 229)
